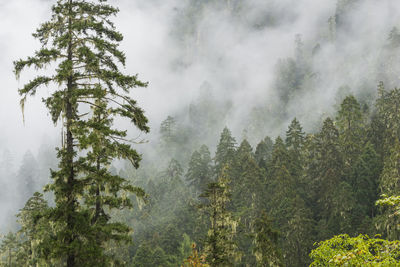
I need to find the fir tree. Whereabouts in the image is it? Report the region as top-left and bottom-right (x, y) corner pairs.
(285, 118), (306, 197)
(0, 232), (19, 267)
(186, 145), (213, 196)
(200, 166), (239, 266)
(14, 0), (149, 265)
(285, 118), (305, 154)
(230, 139), (264, 265)
(350, 142), (380, 231)
(336, 95), (365, 168)
(252, 211), (282, 267)
(160, 116), (177, 151)
(214, 127), (236, 176)
(313, 118), (347, 239)
(254, 136), (273, 171)
(15, 192), (51, 266)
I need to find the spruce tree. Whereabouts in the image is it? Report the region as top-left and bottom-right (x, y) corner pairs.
(230, 139), (264, 265)
(252, 211), (282, 267)
(200, 166), (239, 266)
(313, 118), (349, 239)
(285, 118), (305, 154)
(16, 192), (51, 266)
(336, 95), (365, 169)
(14, 0), (149, 265)
(214, 127), (236, 176)
(254, 136), (273, 171)
(285, 118), (306, 196)
(186, 145), (213, 196)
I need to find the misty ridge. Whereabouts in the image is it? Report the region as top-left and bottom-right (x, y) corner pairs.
(1, 0), (400, 266)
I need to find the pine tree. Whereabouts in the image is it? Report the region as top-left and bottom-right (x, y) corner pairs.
(230, 139), (264, 265)
(160, 116), (177, 147)
(313, 118), (348, 239)
(15, 192), (50, 266)
(0, 232), (19, 267)
(267, 136), (314, 266)
(376, 83), (400, 152)
(336, 95), (365, 169)
(350, 142), (380, 232)
(214, 127), (236, 176)
(186, 145), (213, 196)
(285, 118), (304, 154)
(285, 195), (314, 267)
(285, 118), (306, 197)
(200, 166), (239, 266)
(254, 136), (273, 171)
(252, 211), (282, 267)
(14, 0), (149, 265)
(267, 137), (294, 211)
(379, 139), (400, 196)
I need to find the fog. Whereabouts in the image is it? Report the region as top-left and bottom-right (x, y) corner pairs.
(1, 0), (400, 229)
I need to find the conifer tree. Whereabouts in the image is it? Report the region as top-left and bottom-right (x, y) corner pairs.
(200, 166), (239, 266)
(160, 116), (177, 147)
(285, 118), (306, 196)
(313, 118), (349, 239)
(14, 0), (149, 265)
(336, 95), (365, 169)
(254, 136), (273, 171)
(267, 137), (294, 210)
(0, 232), (19, 267)
(252, 211), (282, 267)
(16, 192), (50, 266)
(230, 139), (265, 265)
(350, 142), (380, 231)
(186, 145), (213, 196)
(214, 127), (236, 176)
(285, 118), (305, 154)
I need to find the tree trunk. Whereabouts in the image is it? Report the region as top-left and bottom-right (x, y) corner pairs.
(66, 0), (75, 266)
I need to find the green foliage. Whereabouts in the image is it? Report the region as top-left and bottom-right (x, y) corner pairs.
(14, 0), (149, 265)
(336, 95), (365, 168)
(181, 243), (209, 267)
(200, 166), (240, 266)
(255, 136), (274, 170)
(214, 128), (236, 176)
(252, 211), (282, 267)
(310, 234), (400, 266)
(186, 145), (213, 196)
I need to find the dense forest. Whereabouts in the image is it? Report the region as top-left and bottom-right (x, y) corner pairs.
(2, 0), (400, 266)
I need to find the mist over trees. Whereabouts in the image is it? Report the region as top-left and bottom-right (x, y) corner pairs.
(2, 0), (400, 266)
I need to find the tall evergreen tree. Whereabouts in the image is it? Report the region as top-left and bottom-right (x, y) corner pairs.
(186, 145), (213, 196)
(350, 142), (380, 232)
(285, 118), (305, 155)
(313, 118), (351, 239)
(254, 136), (273, 171)
(14, 0), (149, 265)
(214, 127), (236, 176)
(252, 211), (282, 267)
(160, 116), (177, 147)
(15, 192), (50, 266)
(336, 95), (365, 169)
(200, 166), (239, 266)
(230, 140), (265, 266)
(285, 118), (306, 197)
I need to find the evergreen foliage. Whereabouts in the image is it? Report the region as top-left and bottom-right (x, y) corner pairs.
(200, 166), (239, 266)
(13, 0), (148, 265)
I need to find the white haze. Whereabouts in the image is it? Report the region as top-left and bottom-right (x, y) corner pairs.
(1, 0), (400, 228)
